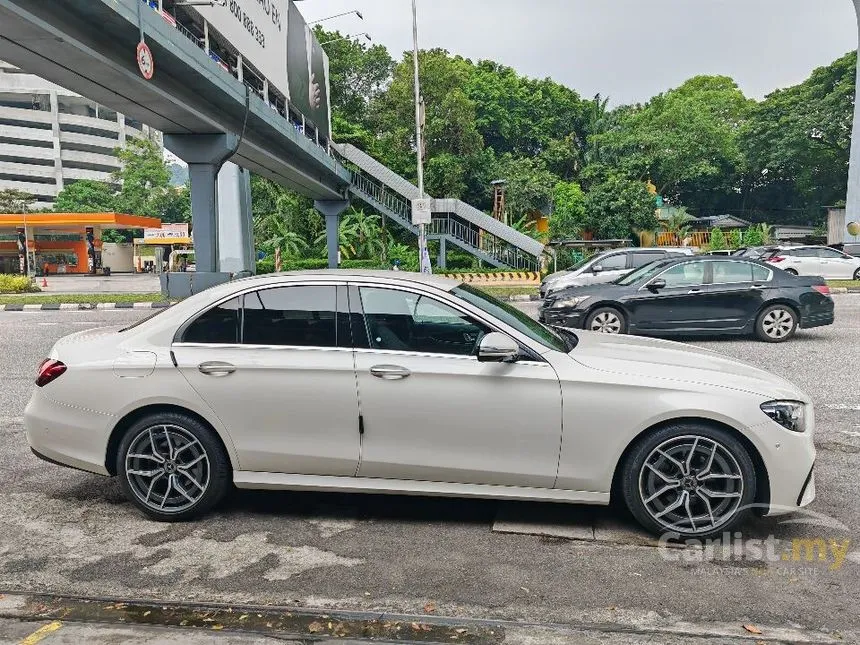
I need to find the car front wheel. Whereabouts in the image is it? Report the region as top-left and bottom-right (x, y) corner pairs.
(117, 412), (230, 521)
(585, 307), (627, 334)
(621, 424), (756, 540)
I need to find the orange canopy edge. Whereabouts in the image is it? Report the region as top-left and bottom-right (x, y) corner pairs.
(0, 212), (162, 229)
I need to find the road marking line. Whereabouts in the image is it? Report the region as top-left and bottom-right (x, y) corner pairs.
(823, 404), (860, 411)
(19, 621), (62, 645)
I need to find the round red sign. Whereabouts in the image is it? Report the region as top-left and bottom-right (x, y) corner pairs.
(136, 41), (154, 80)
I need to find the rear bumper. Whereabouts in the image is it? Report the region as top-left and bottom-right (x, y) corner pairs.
(24, 391), (113, 476)
(800, 310), (834, 329)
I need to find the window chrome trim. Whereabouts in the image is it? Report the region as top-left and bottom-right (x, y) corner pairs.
(172, 342), (353, 353)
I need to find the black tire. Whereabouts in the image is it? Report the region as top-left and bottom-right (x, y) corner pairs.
(621, 423), (757, 540)
(584, 307), (627, 335)
(784, 268), (798, 276)
(853, 268), (860, 281)
(117, 411), (231, 521)
(755, 304), (798, 343)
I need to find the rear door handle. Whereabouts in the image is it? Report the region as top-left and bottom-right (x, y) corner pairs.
(370, 365), (411, 380)
(198, 361), (236, 376)
(688, 288), (703, 294)
(751, 284), (765, 290)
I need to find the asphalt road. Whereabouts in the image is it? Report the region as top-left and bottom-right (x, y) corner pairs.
(0, 299), (859, 642)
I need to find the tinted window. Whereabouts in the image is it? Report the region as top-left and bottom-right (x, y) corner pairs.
(360, 287), (489, 356)
(794, 248), (819, 258)
(711, 261), (754, 284)
(183, 298), (240, 344)
(659, 262), (706, 287)
(752, 264), (772, 282)
(817, 248), (845, 259)
(597, 253), (627, 270)
(632, 252), (664, 268)
(243, 286), (337, 347)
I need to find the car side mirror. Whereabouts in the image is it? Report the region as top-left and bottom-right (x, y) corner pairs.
(477, 332), (519, 363)
(647, 278), (667, 292)
(592, 264), (604, 273)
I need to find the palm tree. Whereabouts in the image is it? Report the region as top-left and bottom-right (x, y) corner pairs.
(756, 223), (774, 244)
(663, 207), (694, 245)
(510, 214), (542, 240)
(254, 214), (308, 258)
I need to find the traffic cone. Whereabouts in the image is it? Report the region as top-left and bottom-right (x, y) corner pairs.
(41, 276), (48, 288)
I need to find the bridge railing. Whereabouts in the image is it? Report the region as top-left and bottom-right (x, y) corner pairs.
(343, 162), (540, 270)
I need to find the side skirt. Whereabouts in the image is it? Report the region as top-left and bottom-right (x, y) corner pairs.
(233, 472), (610, 505)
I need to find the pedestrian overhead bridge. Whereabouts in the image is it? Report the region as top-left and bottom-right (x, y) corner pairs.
(0, 0), (544, 279)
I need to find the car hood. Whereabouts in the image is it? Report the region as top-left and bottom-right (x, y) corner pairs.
(546, 282), (630, 301)
(568, 331), (808, 401)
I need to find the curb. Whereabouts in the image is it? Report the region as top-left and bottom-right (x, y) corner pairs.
(829, 287), (860, 294)
(0, 301), (171, 312)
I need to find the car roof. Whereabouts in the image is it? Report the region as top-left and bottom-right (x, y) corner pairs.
(232, 269), (461, 291)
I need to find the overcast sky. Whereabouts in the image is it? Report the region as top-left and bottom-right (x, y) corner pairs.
(298, 0), (858, 105)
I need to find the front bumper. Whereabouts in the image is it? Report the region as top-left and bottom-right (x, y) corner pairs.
(538, 306), (586, 328)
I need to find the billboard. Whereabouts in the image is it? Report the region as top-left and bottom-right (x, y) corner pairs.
(144, 223), (192, 245)
(286, 2), (331, 139)
(193, 0), (289, 97)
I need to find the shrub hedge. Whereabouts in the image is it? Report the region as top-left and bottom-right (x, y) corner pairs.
(0, 275), (39, 294)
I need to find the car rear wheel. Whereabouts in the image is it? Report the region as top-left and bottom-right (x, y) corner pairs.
(784, 268), (798, 276)
(853, 268), (860, 281)
(585, 307), (627, 334)
(755, 304), (798, 343)
(117, 412), (230, 521)
(621, 424), (756, 540)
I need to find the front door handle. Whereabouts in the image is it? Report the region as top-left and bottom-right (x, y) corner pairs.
(751, 284), (765, 290)
(370, 365), (411, 380)
(688, 288), (703, 294)
(198, 361), (236, 376)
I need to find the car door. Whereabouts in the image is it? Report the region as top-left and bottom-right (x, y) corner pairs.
(787, 248), (823, 276)
(626, 261), (710, 332)
(704, 260), (770, 331)
(172, 284), (360, 476)
(817, 247), (858, 279)
(352, 285), (562, 488)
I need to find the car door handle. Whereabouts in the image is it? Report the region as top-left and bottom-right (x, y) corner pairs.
(687, 288), (703, 294)
(751, 284), (765, 290)
(370, 365), (411, 380)
(198, 361), (236, 376)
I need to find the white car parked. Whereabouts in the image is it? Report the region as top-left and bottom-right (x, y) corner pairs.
(541, 248), (694, 297)
(25, 271), (816, 539)
(767, 245), (860, 280)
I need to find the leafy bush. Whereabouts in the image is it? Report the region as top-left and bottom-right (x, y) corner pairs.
(0, 275), (39, 294)
(727, 228), (742, 249)
(710, 228), (727, 251)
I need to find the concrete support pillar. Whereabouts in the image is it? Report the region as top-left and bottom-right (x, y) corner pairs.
(217, 161), (255, 275)
(438, 236), (447, 269)
(848, 0), (860, 222)
(162, 134), (237, 296)
(314, 200), (350, 269)
(48, 90), (63, 195)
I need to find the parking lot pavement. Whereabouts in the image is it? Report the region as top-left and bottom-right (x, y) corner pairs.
(36, 273), (161, 294)
(0, 300), (859, 643)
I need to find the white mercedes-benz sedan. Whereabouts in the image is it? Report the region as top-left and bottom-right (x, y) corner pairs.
(25, 271), (816, 539)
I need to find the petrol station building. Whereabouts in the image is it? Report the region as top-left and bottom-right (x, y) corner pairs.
(0, 212), (161, 275)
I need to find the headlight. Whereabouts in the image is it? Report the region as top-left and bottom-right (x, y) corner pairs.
(761, 400), (807, 433)
(553, 295), (591, 309)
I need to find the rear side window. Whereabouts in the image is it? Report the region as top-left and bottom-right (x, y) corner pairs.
(795, 248), (819, 258)
(598, 253), (627, 270)
(752, 264), (772, 282)
(711, 261), (754, 284)
(243, 286), (337, 347)
(632, 252), (664, 268)
(182, 298), (241, 344)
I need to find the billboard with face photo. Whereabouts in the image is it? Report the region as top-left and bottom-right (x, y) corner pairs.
(285, 2), (331, 140)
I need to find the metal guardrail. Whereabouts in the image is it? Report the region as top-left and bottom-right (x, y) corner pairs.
(344, 161), (540, 270)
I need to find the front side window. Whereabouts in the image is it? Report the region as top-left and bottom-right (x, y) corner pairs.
(817, 248), (846, 259)
(632, 252), (664, 268)
(182, 297), (241, 344)
(658, 262), (706, 288)
(794, 248), (819, 258)
(711, 261), (754, 284)
(597, 253), (627, 270)
(243, 286), (337, 347)
(360, 287), (489, 356)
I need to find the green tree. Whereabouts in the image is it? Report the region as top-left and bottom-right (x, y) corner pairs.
(53, 180), (115, 213)
(727, 228), (742, 249)
(0, 188), (33, 213)
(743, 225), (763, 247)
(550, 181), (586, 240)
(113, 137), (171, 217)
(663, 207), (694, 245)
(710, 227), (728, 251)
(581, 169), (658, 239)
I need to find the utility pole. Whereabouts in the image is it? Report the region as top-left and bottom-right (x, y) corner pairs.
(847, 0), (860, 223)
(412, 0), (431, 273)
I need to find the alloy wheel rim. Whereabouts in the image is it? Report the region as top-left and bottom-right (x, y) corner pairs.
(125, 425), (210, 513)
(762, 309), (794, 339)
(590, 312), (622, 334)
(639, 435), (744, 534)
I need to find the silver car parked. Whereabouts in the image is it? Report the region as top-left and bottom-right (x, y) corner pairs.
(26, 271), (816, 539)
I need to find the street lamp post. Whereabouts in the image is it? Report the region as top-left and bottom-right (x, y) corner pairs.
(310, 10), (363, 25)
(320, 33), (371, 46)
(847, 0), (860, 223)
(412, 0), (430, 273)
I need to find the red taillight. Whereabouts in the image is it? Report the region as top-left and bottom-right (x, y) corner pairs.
(769, 256), (786, 263)
(813, 285), (831, 297)
(36, 359), (66, 387)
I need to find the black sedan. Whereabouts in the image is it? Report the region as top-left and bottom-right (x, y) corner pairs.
(539, 256), (834, 342)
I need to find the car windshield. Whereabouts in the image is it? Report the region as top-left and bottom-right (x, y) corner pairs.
(612, 258), (677, 286)
(452, 284), (573, 352)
